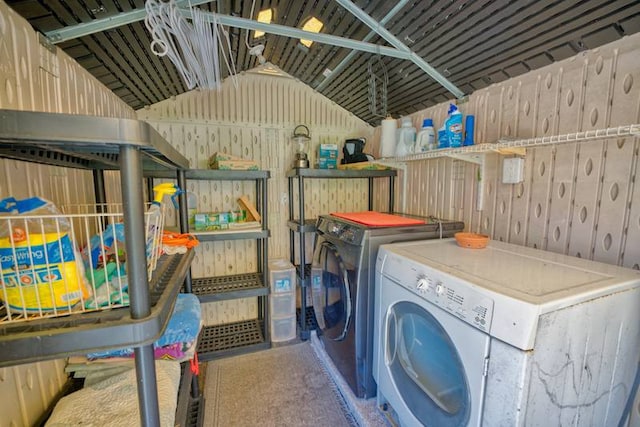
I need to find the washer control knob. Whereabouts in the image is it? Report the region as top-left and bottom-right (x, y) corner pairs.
(435, 283), (445, 295)
(416, 277), (429, 292)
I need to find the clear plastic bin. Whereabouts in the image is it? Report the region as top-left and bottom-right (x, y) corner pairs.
(271, 315), (296, 342)
(270, 292), (295, 318)
(268, 258), (295, 294)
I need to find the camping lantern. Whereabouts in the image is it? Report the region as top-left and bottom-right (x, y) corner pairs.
(292, 125), (311, 168)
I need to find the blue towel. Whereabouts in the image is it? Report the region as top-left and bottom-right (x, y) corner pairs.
(87, 293), (201, 359)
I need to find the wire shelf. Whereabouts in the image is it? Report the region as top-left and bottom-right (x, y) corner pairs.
(0, 203), (165, 324)
(384, 124), (640, 162)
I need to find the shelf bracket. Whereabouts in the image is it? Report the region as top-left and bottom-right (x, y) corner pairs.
(495, 147), (527, 156)
(447, 153), (486, 211)
(373, 159), (407, 213)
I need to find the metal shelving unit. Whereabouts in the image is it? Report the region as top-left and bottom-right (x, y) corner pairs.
(286, 167), (397, 340)
(175, 362), (205, 427)
(0, 109), (192, 427)
(148, 169), (272, 360)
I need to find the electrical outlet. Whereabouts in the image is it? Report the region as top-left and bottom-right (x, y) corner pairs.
(502, 157), (525, 184)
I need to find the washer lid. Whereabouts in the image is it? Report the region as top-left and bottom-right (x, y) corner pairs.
(385, 239), (640, 311)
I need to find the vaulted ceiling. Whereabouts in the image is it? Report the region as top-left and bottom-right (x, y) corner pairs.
(6, 0), (640, 125)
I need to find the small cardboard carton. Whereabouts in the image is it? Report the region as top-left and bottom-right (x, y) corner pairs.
(319, 144), (338, 159)
(208, 152), (259, 170)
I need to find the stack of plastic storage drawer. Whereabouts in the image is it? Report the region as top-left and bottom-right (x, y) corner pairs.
(269, 259), (297, 342)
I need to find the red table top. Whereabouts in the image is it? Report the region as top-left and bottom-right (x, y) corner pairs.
(329, 211), (425, 227)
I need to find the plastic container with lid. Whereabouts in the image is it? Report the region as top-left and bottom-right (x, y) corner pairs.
(268, 258), (295, 293)
(416, 118), (436, 152)
(269, 258), (297, 341)
(395, 116), (416, 157)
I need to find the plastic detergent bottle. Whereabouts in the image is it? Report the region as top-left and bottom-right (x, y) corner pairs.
(395, 117), (416, 157)
(446, 104), (463, 148)
(148, 183), (179, 232)
(463, 115), (475, 146)
(437, 123), (448, 149)
(416, 119), (436, 152)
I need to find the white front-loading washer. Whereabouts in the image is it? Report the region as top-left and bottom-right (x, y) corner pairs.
(373, 238), (640, 427)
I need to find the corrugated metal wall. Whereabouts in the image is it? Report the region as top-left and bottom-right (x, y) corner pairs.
(0, 2), (135, 425)
(372, 33), (640, 270)
(137, 69), (375, 324)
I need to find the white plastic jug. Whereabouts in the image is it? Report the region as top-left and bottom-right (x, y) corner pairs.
(416, 118), (436, 152)
(395, 117), (416, 157)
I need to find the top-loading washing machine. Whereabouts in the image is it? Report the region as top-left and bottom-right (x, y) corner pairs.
(373, 238), (640, 427)
(310, 212), (464, 399)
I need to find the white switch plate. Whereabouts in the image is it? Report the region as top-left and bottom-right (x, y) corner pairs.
(503, 157), (525, 184)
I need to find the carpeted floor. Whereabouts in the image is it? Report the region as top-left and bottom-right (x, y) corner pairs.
(204, 342), (358, 426)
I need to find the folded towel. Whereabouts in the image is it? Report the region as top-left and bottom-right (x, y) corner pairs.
(46, 360), (180, 427)
(87, 293), (201, 359)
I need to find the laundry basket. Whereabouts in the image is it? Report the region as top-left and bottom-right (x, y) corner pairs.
(0, 203), (165, 323)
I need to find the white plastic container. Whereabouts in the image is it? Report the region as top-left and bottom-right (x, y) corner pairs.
(416, 118), (436, 152)
(395, 117), (416, 157)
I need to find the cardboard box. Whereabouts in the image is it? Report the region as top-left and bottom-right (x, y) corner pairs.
(208, 152), (259, 170)
(194, 210), (247, 231)
(194, 213), (230, 231)
(338, 161), (393, 170)
(319, 144), (338, 159)
(211, 160), (259, 170)
(238, 196), (261, 222)
(318, 158), (338, 169)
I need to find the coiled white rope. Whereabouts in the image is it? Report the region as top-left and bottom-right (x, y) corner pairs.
(144, 0), (237, 90)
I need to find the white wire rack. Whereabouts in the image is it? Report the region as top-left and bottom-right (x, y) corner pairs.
(383, 124), (640, 162)
(0, 204), (165, 324)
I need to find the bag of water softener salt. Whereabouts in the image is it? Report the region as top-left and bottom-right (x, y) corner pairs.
(0, 197), (91, 313)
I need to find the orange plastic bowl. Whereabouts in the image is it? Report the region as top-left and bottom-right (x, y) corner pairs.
(454, 232), (489, 249)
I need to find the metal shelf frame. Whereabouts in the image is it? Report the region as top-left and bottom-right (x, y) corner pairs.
(0, 108), (190, 427)
(155, 169), (272, 359)
(192, 273), (268, 302)
(197, 319), (269, 360)
(286, 168), (397, 340)
(0, 252), (194, 366)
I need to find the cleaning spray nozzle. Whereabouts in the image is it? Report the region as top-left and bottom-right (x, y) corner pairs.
(152, 183), (180, 205)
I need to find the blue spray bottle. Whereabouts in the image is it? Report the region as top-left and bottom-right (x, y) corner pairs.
(446, 104), (463, 148)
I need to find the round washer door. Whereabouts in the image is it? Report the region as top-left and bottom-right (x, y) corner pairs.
(386, 301), (471, 426)
(311, 240), (352, 341)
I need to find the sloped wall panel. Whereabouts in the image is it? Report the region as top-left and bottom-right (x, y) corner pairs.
(0, 2), (135, 425)
(138, 71), (374, 324)
(374, 33), (640, 268)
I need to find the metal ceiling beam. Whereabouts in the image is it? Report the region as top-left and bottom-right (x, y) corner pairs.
(334, 0), (465, 99)
(315, 0), (411, 92)
(45, 0), (213, 44)
(194, 11), (412, 60)
(45, 2), (414, 61)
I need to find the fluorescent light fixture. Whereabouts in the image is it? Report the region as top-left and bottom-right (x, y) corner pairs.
(300, 17), (323, 48)
(253, 8), (273, 38)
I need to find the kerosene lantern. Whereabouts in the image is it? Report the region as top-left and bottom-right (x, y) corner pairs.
(292, 125), (311, 168)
